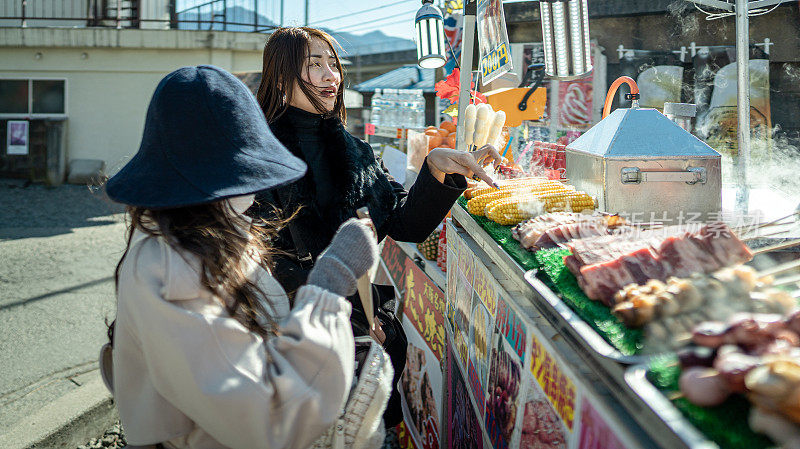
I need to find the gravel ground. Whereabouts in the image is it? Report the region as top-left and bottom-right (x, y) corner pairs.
(77, 421), (126, 449)
(77, 423), (401, 448)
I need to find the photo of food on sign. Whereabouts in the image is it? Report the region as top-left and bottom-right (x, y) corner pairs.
(557, 82), (593, 129)
(469, 296), (492, 389)
(453, 271), (472, 337)
(485, 330), (522, 449)
(477, 0), (512, 85)
(518, 377), (568, 449)
(401, 343), (440, 447)
(448, 347), (484, 449)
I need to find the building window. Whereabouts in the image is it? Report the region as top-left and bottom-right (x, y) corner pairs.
(0, 79), (66, 116)
(0, 80), (29, 114)
(32, 80), (65, 114)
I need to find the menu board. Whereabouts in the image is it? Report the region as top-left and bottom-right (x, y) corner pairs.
(444, 225), (635, 449)
(379, 238), (445, 449)
(400, 259), (446, 449)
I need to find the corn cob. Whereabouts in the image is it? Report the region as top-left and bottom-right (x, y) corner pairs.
(467, 184), (572, 216)
(464, 177), (560, 199)
(486, 192), (596, 225)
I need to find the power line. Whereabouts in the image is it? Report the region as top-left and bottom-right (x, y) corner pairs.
(309, 0), (416, 25)
(333, 17), (414, 35)
(330, 8), (416, 32)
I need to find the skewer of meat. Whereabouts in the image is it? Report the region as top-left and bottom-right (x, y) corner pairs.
(565, 223), (754, 305)
(612, 266), (794, 329)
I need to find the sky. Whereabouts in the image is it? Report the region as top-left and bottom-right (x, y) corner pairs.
(177, 0), (528, 40)
(279, 0), (421, 39)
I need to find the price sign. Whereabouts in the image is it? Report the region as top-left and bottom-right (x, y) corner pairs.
(530, 332), (577, 430)
(476, 0), (513, 85)
(480, 42), (510, 80)
(365, 123), (376, 135)
(381, 237), (408, 289)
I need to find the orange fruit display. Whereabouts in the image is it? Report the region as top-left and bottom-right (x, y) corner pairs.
(440, 120), (456, 133)
(427, 134), (443, 150)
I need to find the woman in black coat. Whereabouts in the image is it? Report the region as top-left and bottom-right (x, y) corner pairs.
(250, 27), (501, 427)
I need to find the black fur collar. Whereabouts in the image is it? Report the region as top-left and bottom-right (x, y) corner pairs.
(269, 108), (398, 232)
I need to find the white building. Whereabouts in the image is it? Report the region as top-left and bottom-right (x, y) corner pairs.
(0, 0), (271, 184)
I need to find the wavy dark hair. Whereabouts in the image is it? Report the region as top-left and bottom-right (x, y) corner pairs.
(111, 200), (293, 340)
(256, 26), (346, 123)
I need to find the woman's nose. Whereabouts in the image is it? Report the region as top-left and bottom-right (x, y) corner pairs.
(323, 65), (339, 83)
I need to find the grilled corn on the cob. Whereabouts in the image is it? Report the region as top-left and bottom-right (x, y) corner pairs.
(466, 184), (571, 216)
(464, 177), (562, 199)
(485, 192), (596, 225)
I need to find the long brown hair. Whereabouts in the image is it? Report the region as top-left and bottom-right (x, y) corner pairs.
(256, 27), (346, 123)
(113, 201), (292, 337)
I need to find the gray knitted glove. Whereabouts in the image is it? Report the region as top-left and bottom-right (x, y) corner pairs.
(307, 218), (379, 297)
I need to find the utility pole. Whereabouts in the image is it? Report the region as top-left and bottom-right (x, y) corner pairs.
(304, 0), (309, 26)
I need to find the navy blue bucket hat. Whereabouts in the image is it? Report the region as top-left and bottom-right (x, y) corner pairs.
(106, 65), (306, 208)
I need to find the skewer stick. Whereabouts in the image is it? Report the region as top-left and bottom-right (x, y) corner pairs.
(753, 238), (800, 256)
(773, 273), (800, 287)
(355, 207), (376, 330)
(757, 257), (800, 278)
(741, 210), (800, 235)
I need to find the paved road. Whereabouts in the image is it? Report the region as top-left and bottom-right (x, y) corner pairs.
(0, 180), (126, 434)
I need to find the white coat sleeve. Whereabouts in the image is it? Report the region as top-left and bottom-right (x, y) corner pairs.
(122, 272), (354, 449)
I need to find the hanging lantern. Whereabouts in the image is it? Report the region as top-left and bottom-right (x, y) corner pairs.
(539, 0), (592, 79)
(415, 0), (447, 69)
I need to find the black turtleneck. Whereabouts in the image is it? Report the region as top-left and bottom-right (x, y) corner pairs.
(281, 106), (336, 210)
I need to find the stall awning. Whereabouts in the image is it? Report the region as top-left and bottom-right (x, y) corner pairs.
(352, 65), (436, 94)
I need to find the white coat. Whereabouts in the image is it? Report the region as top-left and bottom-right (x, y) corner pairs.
(112, 228), (355, 449)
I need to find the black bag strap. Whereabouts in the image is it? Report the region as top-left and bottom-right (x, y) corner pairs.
(267, 186), (314, 270)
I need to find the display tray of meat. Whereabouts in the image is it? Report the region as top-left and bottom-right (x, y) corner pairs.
(511, 212), (628, 251)
(611, 265), (798, 352)
(628, 310), (800, 449)
(563, 223), (754, 307)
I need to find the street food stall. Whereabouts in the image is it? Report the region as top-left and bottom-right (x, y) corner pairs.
(383, 1), (800, 448)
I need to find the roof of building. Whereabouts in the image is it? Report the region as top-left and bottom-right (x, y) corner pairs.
(352, 65), (437, 94)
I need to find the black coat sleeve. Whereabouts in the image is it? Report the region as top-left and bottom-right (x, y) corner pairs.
(377, 156), (467, 243)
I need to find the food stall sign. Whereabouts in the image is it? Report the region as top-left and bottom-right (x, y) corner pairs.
(477, 0), (513, 85)
(381, 237), (410, 289)
(400, 258), (446, 449)
(404, 259), (447, 362)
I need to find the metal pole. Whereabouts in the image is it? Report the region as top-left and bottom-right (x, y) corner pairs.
(735, 0), (750, 210)
(280, 0), (284, 26)
(304, 0), (309, 26)
(21, 0), (26, 27)
(455, 0), (476, 153)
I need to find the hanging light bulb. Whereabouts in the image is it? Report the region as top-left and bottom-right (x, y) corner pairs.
(538, 0), (592, 79)
(415, 0), (447, 69)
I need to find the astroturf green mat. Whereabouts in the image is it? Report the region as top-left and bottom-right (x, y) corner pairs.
(535, 248), (642, 356)
(456, 197), (639, 355)
(647, 357), (773, 449)
(456, 197), (539, 271)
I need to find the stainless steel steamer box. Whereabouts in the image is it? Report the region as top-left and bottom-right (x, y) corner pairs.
(565, 107), (722, 221)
